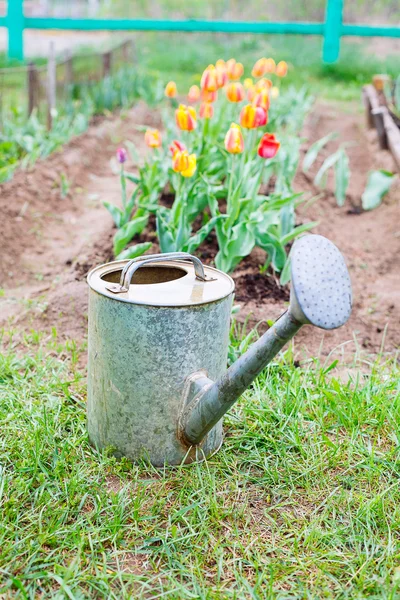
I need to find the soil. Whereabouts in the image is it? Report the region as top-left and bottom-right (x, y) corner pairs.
(0, 100), (399, 360)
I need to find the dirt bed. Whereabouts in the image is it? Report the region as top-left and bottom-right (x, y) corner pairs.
(0, 100), (399, 360)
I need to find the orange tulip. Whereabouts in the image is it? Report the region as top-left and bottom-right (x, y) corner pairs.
(240, 104), (267, 129)
(255, 78), (273, 92)
(200, 64), (218, 92)
(201, 88), (218, 103)
(253, 89), (270, 111)
(165, 81), (177, 98)
(188, 85), (200, 103)
(169, 140), (186, 156)
(251, 58), (267, 78)
(175, 104), (197, 131)
(264, 58), (276, 73)
(226, 59), (244, 80)
(276, 60), (288, 77)
(226, 82), (245, 103)
(244, 78), (253, 89)
(199, 102), (214, 119)
(144, 128), (162, 148)
(258, 133), (280, 159)
(224, 123), (244, 154)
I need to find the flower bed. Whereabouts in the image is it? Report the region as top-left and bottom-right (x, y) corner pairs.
(105, 57), (317, 290)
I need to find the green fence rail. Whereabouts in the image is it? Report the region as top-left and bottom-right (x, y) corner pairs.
(2, 0), (400, 64)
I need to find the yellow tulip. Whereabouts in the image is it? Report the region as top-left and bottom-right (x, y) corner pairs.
(244, 78), (253, 89)
(165, 81), (177, 98)
(175, 104), (197, 131)
(144, 128), (162, 148)
(226, 82), (245, 103)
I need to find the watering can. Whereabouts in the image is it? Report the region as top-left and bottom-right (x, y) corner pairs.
(87, 234), (352, 466)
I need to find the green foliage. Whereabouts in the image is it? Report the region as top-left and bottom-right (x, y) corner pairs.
(361, 169), (396, 211)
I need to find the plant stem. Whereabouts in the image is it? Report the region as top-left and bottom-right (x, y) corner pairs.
(120, 165), (127, 210)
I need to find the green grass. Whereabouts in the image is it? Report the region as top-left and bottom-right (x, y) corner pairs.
(1, 329), (400, 598)
(136, 32), (400, 102)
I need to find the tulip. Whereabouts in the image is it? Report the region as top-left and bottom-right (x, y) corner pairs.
(244, 78), (253, 89)
(169, 139), (186, 156)
(172, 150), (196, 177)
(247, 85), (256, 102)
(175, 104), (197, 131)
(116, 147), (128, 164)
(226, 58), (244, 80)
(201, 88), (218, 103)
(181, 153), (197, 177)
(255, 78), (273, 92)
(216, 65), (228, 88)
(144, 129), (162, 149)
(226, 82), (245, 103)
(240, 104), (267, 129)
(264, 58), (276, 73)
(251, 58), (267, 78)
(253, 89), (270, 111)
(224, 123), (244, 154)
(188, 85), (200, 103)
(199, 102), (214, 119)
(200, 65), (218, 92)
(216, 59), (226, 69)
(271, 86), (280, 99)
(165, 81), (177, 98)
(258, 133), (280, 159)
(276, 60), (288, 77)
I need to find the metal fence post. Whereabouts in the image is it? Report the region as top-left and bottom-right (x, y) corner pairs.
(322, 0), (343, 63)
(7, 0), (25, 61)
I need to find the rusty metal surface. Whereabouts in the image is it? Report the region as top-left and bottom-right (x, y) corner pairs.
(87, 288), (233, 466)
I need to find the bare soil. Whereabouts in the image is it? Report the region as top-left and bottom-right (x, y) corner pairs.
(0, 100), (399, 360)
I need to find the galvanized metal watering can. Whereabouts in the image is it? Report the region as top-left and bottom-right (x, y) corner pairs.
(87, 234), (352, 466)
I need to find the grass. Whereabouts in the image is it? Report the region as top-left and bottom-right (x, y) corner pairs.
(1, 328), (400, 598)
(136, 32), (400, 102)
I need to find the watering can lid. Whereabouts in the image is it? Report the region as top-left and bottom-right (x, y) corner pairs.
(87, 254), (235, 307)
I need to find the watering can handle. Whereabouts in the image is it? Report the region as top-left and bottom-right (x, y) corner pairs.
(108, 253), (208, 293)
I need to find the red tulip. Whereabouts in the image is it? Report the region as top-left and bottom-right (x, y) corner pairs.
(258, 133), (280, 159)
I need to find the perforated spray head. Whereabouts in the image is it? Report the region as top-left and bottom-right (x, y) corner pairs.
(289, 234), (352, 330)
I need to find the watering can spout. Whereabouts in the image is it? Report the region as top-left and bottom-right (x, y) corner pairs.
(180, 234), (352, 447)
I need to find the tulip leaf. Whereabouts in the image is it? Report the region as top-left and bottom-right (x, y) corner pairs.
(104, 201), (124, 228)
(280, 221), (318, 246)
(334, 148), (350, 207)
(314, 149), (341, 189)
(256, 230), (287, 272)
(183, 217), (221, 255)
(113, 214), (149, 256)
(361, 170), (396, 211)
(303, 132), (338, 173)
(116, 242), (152, 260)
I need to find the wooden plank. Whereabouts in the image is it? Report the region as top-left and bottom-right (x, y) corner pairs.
(364, 84), (388, 150)
(383, 111), (400, 171)
(27, 62), (39, 116)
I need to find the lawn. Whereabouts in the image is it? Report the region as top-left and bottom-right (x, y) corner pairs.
(1, 330), (399, 598)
